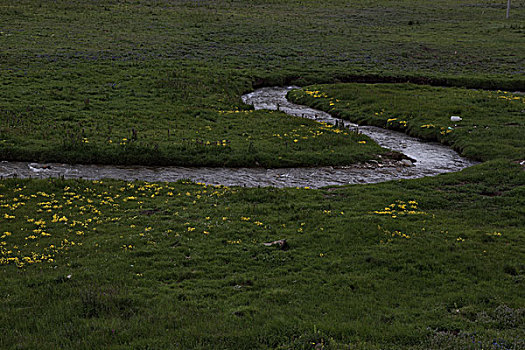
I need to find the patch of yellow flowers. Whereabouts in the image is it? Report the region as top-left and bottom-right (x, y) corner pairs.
(372, 200), (427, 218)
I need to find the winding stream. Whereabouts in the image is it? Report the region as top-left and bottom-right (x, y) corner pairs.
(0, 87), (477, 188)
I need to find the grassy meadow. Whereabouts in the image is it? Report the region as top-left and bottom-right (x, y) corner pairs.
(1, 161), (524, 349)
(1, 0), (524, 349)
(1, 0), (524, 166)
(288, 84), (525, 162)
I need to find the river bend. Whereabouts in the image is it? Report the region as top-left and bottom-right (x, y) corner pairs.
(0, 87), (477, 188)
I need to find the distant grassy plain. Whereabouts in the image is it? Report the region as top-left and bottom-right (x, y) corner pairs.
(1, 0), (524, 349)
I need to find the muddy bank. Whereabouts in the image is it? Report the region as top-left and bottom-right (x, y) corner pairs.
(0, 87), (477, 188)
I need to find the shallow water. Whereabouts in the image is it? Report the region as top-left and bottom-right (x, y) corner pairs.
(0, 87), (477, 188)
(242, 87), (476, 173)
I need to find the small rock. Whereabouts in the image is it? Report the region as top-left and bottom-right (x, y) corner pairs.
(262, 239), (289, 250)
(450, 116), (462, 122)
(400, 159), (413, 167)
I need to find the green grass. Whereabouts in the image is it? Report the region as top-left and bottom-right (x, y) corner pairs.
(0, 101), (386, 167)
(1, 1), (525, 348)
(1, 0), (525, 166)
(0, 64), (386, 167)
(288, 83), (525, 162)
(0, 161), (523, 349)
